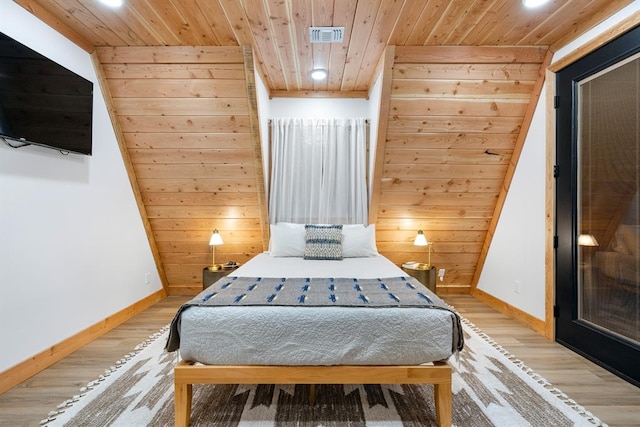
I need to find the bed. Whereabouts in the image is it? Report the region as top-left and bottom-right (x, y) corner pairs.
(166, 223), (463, 427)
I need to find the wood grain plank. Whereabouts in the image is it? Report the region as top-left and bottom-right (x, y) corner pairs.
(157, 241), (263, 255)
(326, 0), (358, 90)
(133, 163), (256, 179)
(145, 205), (260, 219)
(391, 79), (536, 98)
(129, 148), (253, 164)
(119, 116), (251, 133)
(383, 163), (508, 179)
(108, 79), (247, 98)
(379, 192), (498, 207)
(394, 46), (547, 64)
(340, 0), (381, 91)
(377, 205), (494, 218)
(154, 229), (264, 243)
(114, 98), (249, 116)
(384, 148), (511, 165)
(385, 133), (517, 149)
(386, 116), (522, 134)
(376, 217), (491, 231)
(124, 132), (252, 149)
(122, 0), (183, 45)
(390, 98), (528, 117)
(95, 46), (244, 64)
(393, 63), (542, 80)
(380, 178), (502, 193)
(137, 178), (258, 193)
(141, 192), (259, 206)
(149, 218), (262, 231)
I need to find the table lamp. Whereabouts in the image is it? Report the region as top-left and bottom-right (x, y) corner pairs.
(414, 229), (432, 269)
(209, 229), (224, 271)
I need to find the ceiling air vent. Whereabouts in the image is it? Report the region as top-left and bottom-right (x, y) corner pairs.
(309, 26), (344, 43)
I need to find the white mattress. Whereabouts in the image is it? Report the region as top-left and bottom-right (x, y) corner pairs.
(178, 253), (456, 365)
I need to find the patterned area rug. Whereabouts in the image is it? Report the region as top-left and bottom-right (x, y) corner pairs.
(43, 318), (606, 426)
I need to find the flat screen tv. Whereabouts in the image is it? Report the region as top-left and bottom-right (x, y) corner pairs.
(0, 32), (93, 155)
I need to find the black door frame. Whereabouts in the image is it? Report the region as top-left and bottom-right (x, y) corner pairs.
(555, 24), (640, 388)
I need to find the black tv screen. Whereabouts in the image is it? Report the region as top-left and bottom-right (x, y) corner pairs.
(0, 32), (93, 155)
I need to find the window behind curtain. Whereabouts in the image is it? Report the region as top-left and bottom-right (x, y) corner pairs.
(269, 117), (368, 224)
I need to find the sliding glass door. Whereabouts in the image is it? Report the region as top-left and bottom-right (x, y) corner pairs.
(556, 25), (640, 387)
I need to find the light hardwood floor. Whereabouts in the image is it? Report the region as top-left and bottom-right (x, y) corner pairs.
(0, 295), (638, 426)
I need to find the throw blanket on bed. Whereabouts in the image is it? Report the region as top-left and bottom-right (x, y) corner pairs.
(166, 276), (464, 353)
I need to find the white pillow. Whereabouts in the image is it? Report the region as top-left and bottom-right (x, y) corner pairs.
(269, 222), (305, 257)
(342, 224), (378, 257)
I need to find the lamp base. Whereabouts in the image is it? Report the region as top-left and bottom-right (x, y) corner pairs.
(416, 263), (432, 270)
(208, 264), (222, 272)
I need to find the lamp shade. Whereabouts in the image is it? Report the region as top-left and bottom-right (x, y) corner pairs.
(414, 230), (428, 246)
(209, 229), (224, 246)
(578, 233), (599, 247)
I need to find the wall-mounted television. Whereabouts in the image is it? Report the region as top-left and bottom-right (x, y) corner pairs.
(0, 32), (93, 156)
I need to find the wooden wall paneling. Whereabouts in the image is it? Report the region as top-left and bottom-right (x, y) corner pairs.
(97, 45), (263, 295)
(378, 46), (548, 294)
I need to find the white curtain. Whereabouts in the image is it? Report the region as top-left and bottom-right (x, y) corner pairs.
(269, 117), (368, 224)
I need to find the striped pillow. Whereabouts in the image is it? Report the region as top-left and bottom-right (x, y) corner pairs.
(304, 224), (343, 260)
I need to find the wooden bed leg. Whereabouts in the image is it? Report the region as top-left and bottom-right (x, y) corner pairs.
(309, 384), (316, 405)
(175, 382), (192, 427)
(434, 382), (452, 427)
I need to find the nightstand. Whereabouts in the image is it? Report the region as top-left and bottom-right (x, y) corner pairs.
(401, 263), (437, 293)
(202, 268), (227, 290)
(203, 266), (241, 290)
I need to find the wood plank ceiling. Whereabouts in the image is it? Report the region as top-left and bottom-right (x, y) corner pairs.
(12, 0), (634, 295)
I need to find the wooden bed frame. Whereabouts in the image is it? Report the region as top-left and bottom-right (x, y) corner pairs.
(174, 360), (452, 427)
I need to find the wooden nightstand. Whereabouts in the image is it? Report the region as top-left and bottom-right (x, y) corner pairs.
(401, 263), (437, 293)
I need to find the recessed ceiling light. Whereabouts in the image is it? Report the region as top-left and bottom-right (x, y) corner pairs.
(99, 0), (124, 7)
(311, 69), (328, 80)
(523, 0), (550, 8)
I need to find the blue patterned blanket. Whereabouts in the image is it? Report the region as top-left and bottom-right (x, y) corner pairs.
(166, 276), (463, 353)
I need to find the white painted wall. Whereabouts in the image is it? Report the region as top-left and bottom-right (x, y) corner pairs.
(0, 0), (161, 372)
(476, 1), (640, 319)
(476, 91), (547, 319)
(269, 97), (369, 118)
(367, 72), (384, 205)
